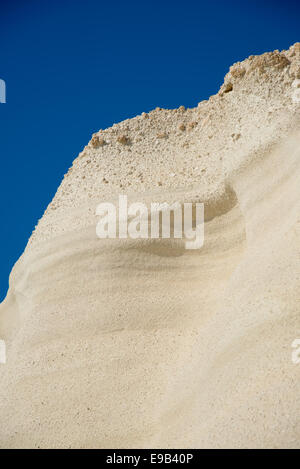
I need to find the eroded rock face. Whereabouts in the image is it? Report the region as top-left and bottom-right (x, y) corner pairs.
(0, 44), (300, 449)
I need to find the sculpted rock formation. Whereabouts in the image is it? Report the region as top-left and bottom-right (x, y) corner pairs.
(0, 44), (300, 448)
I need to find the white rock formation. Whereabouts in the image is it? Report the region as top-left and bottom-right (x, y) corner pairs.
(0, 44), (300, 449)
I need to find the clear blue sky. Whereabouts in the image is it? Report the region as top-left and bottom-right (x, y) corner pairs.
(0, 0), (299, 301)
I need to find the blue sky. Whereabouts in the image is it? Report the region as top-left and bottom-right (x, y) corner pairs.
(0, 0), (299, 301)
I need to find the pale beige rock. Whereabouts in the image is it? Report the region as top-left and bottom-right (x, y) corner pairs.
(0, 44), (300, 449)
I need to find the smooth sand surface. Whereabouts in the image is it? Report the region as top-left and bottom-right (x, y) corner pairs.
(0, 44), (300, 448)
